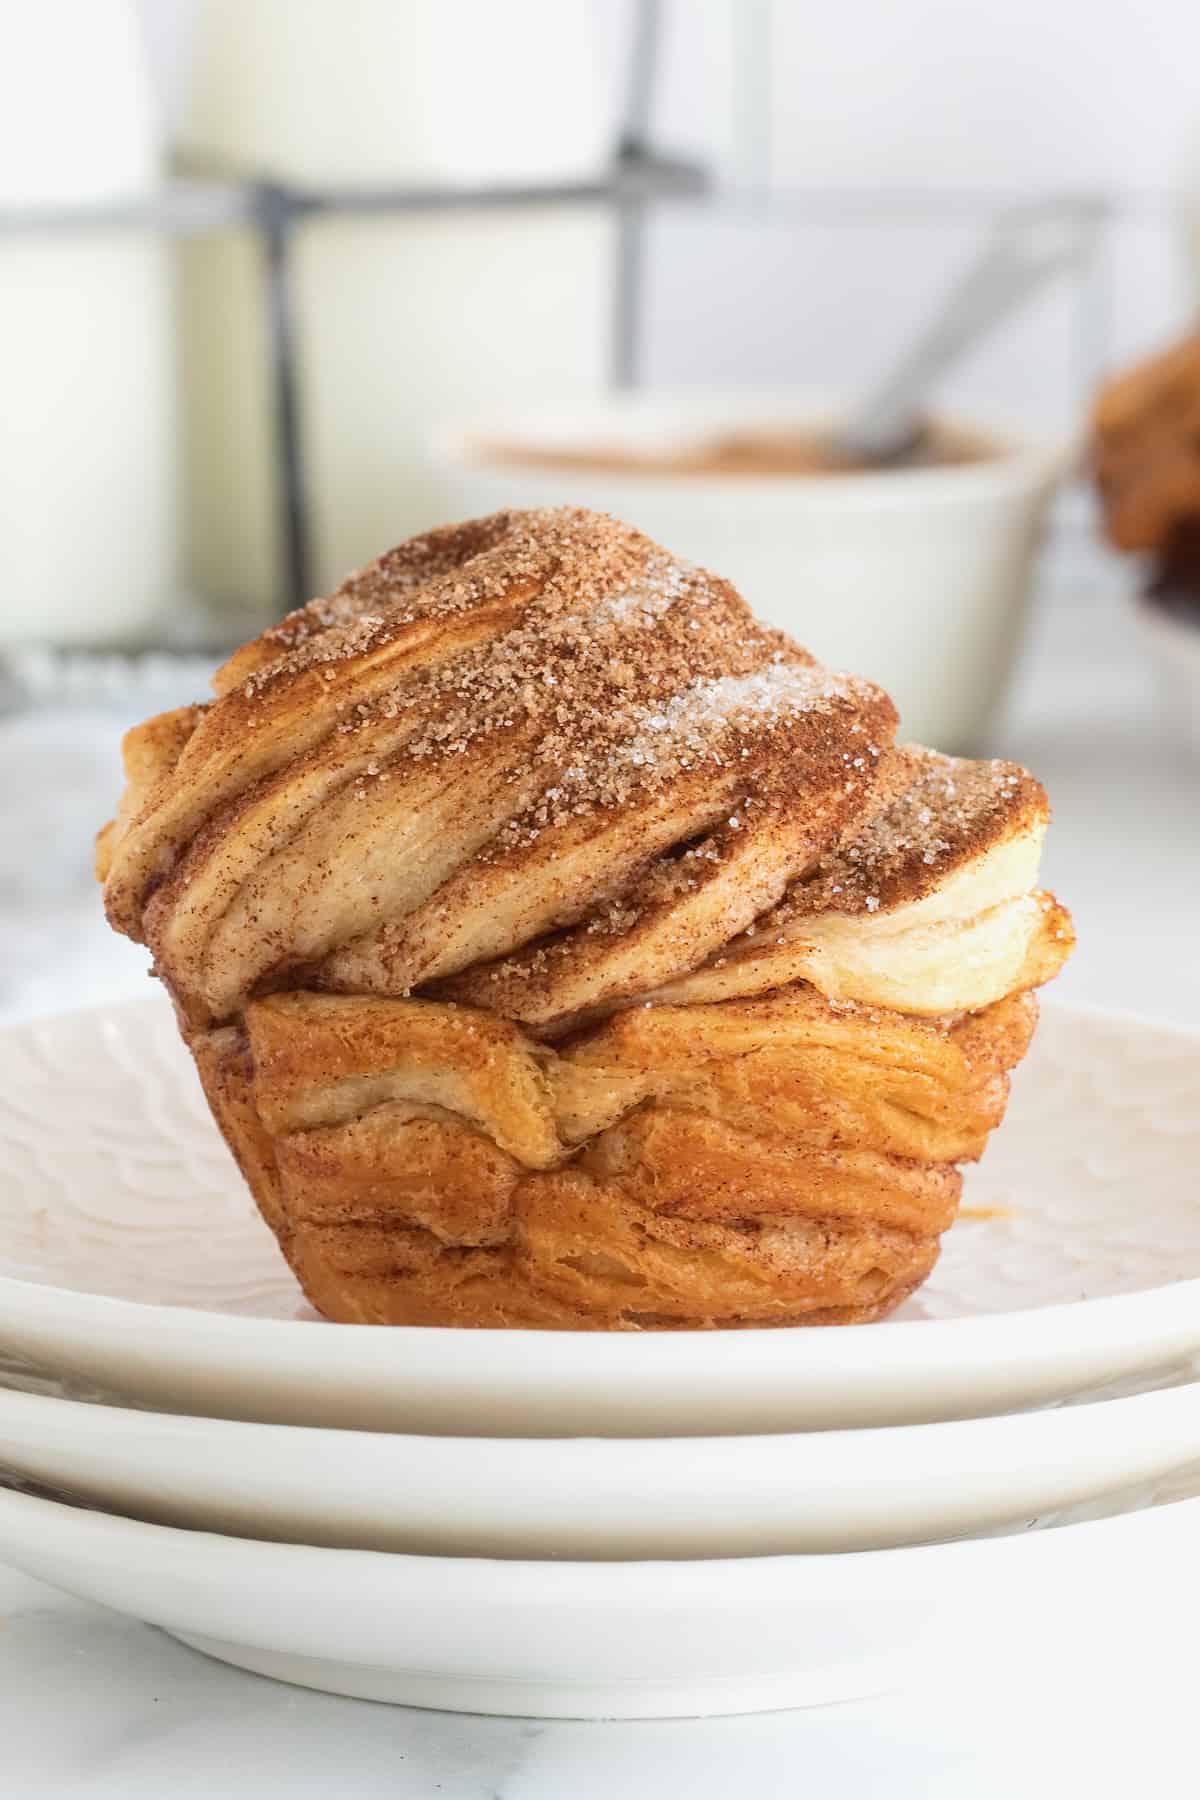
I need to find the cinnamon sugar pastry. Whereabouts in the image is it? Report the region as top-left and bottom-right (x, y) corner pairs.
(1092, 333), (1200, 552)
(98, 508), (1073, 1329)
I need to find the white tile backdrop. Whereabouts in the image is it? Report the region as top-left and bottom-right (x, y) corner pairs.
(642, 0), (1200, 430)
(138, 0), (1200, 435)
(764, 1), (1198, 192)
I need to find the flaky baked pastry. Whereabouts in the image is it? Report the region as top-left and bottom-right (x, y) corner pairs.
(98, 508), (1072, 1329)
(1092, 332), (1200, 553)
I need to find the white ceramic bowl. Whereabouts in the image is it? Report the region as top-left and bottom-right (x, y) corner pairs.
(1, 999), (1199, 1436)
(0, 1477), (1196, 1717)
(432, 391), (1071, 750)
(3, 1376), (1200, 1559)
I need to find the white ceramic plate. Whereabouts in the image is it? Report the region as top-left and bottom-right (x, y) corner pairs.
(0, 1475), (1196, 1718)
(2, 1373), (1200, 1557)
(0, 998), (1197, 1436)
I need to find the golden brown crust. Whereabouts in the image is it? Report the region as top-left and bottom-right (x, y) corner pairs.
(97, 508), (1072, 1330)
(188, 986), (1038, 1329)
(190, 1025), (288, 1241)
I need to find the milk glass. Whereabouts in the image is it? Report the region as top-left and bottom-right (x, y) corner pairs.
(176, 0), (615, 615)
(0, 0), (175, 648)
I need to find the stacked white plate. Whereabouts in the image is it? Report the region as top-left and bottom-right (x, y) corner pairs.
(0, 997), (1197, 1717)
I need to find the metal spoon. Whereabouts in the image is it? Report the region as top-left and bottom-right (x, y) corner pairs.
(833, 195), (1108, 467)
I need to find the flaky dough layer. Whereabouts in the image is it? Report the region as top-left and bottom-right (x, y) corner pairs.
(98, 508), (1072, 1328)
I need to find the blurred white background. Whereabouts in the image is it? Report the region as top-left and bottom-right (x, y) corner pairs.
(143, 0), (1200, 428)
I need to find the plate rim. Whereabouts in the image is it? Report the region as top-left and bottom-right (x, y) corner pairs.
(2, 1471), (1200, 1580)
(3, 1354), (1200, 1456)
(0, 993), (1196, 1361)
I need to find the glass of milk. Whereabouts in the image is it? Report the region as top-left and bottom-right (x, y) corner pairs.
(0, 0), (175, 649)
(175, 0), (618, 622)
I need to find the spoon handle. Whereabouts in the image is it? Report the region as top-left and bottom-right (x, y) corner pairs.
(839, 195), (1108, 461)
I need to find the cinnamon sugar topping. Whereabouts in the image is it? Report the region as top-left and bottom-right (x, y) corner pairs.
(290, 520), (866, 842)
(783, 747), (1047, 918)
(242, 509), (702, 698)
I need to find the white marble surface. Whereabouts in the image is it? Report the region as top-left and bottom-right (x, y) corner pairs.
(0, 1556), (1196, 1799)
(0, 528), (1196, 1795)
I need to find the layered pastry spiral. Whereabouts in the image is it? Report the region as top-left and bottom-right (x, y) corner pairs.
(98, 508), (1073, 1329)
